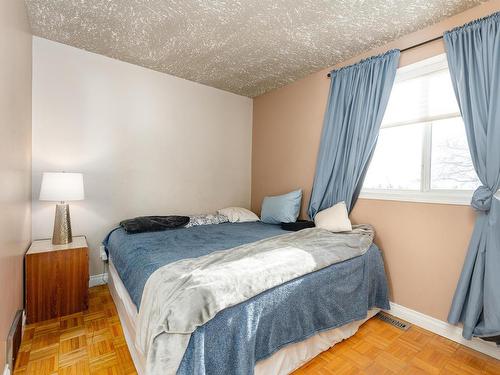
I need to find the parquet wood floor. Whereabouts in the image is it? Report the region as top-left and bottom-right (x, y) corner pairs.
(13, 285), (500, 374)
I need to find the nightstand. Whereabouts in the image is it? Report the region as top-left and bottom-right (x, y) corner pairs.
(25, 236), (89, 324)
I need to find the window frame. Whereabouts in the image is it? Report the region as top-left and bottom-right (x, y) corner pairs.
(360, 54), (475, 206)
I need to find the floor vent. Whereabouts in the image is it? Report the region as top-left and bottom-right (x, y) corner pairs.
(377, 312), (411, 331)
(6, 310), (23, 373)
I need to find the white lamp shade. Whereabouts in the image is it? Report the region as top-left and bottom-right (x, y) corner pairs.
(39, 172), (85, 202)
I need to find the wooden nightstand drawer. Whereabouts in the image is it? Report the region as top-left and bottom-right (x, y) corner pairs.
(25, 236), (89, 324)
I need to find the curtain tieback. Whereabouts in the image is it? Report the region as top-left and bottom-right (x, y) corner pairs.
(471, 185), (494, 212)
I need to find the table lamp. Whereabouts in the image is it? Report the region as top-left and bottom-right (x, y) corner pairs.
(39, 172), (85, 245)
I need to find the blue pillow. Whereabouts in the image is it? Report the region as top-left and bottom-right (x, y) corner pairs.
(260, 189), (302, 224)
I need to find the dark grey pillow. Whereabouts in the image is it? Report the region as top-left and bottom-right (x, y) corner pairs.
(120, 215), (190, 234)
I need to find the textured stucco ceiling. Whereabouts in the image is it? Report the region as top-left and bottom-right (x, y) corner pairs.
(25, 0), (483, 97)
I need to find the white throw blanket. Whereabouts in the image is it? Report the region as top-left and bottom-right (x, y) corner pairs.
(137, 225), (374, 374)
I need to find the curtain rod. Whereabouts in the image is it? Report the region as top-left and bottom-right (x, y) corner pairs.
(327, 35), (444, 78)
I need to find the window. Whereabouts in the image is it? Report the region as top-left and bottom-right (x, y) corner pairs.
(361, 54), (479, 204)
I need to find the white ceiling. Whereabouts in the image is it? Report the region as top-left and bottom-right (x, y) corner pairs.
(25, 0), (483, 97)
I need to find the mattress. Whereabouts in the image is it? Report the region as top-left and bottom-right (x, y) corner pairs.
(108, 259), (380, 375)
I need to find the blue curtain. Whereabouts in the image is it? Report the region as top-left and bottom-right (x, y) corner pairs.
(308, 50), (400, 218)
(445, 12), (500, 341)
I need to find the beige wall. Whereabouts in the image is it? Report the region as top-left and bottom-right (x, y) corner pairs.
(252, 1), (500, 321)
(0, 0), (32, 370)
(32, 37), (253, 277)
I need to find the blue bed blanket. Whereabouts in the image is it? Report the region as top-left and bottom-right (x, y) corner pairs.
(178, 244), (388, 375)
(104, 222), (288, 308)
(104, 222), (389, 374)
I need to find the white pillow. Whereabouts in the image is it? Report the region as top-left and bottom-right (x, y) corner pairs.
(314, 201), (352, 232)
(217, 207), (259, 223)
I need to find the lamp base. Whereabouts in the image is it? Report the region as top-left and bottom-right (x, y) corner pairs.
(52, 203), (72, 245)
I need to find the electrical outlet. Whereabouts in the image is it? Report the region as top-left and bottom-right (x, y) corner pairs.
(99, 245), (108, 261)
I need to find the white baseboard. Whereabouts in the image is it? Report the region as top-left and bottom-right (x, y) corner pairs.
(387, 302), (500, 360)
(89, 273), (108, 287)
(3, 364), (10, 375)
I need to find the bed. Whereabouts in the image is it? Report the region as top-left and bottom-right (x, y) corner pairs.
(104, 221), (389, 375)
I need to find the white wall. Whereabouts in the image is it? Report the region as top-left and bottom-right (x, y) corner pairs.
(32, 37), (253, 276)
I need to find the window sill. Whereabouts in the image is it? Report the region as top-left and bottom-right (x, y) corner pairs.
(359, 190), (473, 206)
